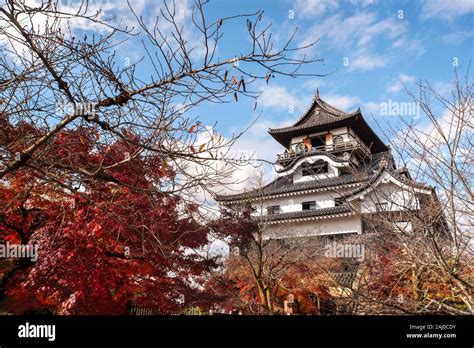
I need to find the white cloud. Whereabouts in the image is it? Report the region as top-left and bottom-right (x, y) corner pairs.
(393, 104), (473, 238)
(392, 38), (426, 58)
(207, 117), (288, 196)
(169, 126), (258, 206)
(357, 17), (406, 47)
(0, 0), (202, 62)
(323, 94), (361, 111)
(175, 116), (292, 201)
(306, 12), (376, 49)
(293, 0), (379, 19)
(432, 81), (453, 96)
(348, 52), (388, 71)
(302, 78), (328, 91)
(293, 0), (339, 17)
(301, 11), (406, 50)
(387, 73), (416, 93)
(421, 0), (474, 20)
(258, 84), (299, 111)
(299, 11), (413, 72)
(348, 0), (377, 6)
(440, 31), (474, 45)
(363, 102), (381, 115)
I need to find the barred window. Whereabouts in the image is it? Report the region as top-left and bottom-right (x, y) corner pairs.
(302, 201), (317, 210)
(302, 161), (328, 176)
(267, 205), (280, 215)
(333, 135), (344, 144)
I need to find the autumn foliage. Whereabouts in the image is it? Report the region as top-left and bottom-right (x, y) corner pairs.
(0, 118), (215, 314)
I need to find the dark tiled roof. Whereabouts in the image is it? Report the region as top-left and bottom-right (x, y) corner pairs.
(269, 94), (360, 134)
(388, 169), (432, 190)
(263, 205), (352, 222)
(345, 164), (432, 200)
(216, 152), (391, 202)
(267, 93), (389, 153)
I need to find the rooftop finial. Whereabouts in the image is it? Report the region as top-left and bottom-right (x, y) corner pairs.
(316, 88), (320, 98)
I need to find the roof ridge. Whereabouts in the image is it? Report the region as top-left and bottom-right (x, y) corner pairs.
(269, 114), (358, 133)
(216, 150), (390, 202)
(268, 92), (361, 132)
(385, 167), (431, 189)
(317, 96), (360, 118)
(288, 95), (319, 127)
(344, 155), (432, 199)
(264, 204), (353, 222)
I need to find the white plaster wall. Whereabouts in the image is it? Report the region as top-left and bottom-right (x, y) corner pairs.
(255, 190), (352, 215)
(360, 182), (420, 213)
(290, 135), (308, 148)
(262, 215), (362, 240)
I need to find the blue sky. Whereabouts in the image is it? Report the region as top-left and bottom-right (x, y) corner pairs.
(9, 0), (472, 187)
(173, 0), (474, 172)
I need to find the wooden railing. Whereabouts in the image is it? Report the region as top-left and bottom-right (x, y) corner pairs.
(276, 140), (371, 166)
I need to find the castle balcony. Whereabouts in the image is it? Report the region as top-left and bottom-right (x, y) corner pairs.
(276, 136), (371, 168)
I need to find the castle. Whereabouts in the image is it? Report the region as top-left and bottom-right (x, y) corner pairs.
(217, 91), (434, 241)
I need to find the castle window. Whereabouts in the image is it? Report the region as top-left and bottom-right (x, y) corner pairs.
(267, 205), (281, 215)
(339, 166), (352, 175)
(302, 201), (317, 210)
(333, 135), (344, 144)
(310, 136), (325, 148)
(302, 161), (328, 176)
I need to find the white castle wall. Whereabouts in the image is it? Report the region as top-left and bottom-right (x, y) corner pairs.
(359, 182), (420, 213)
(254, 190), (351, 215)
(262, 215), (362, 240)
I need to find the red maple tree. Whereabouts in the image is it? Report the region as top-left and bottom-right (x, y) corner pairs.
(0, 119), (215, 314)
